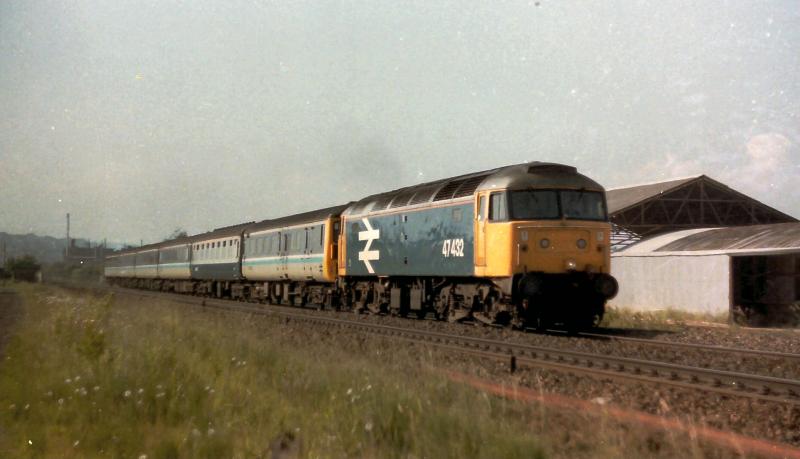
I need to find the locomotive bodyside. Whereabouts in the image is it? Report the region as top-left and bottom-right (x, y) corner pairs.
(338, 161), (617, 328)
(341, 201), (474, 277)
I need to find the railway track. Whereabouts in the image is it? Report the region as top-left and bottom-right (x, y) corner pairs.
(576, 330), (800, 362)
(110, 286), (800, 406)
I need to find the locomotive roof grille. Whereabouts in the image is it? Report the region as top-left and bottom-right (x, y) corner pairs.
(452, 174), (489, 198)
(433, 179), (467, 201)
(528, 164), (577, 174)
(389, 189), (418, 209)
(408, 183), (444, 205)
(370, 193), (396, 211)
(432, 174), (489, 201)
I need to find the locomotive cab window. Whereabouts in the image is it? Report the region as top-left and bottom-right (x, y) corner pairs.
(561, 190), (607, 221)
(508, 189), (607, 221)
(489, 192), (507, 221)
(509, 190), (559, 220)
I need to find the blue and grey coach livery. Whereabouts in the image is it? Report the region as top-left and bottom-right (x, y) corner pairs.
(190, 223), (250, 297)
(105, 161), (617, 330)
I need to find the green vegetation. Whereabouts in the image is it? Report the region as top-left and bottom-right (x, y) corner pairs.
(3, 256), (41, 282)
(603, 305), (729, 329)
(41, 261), (103, 285)
(0, 286), (545, 458)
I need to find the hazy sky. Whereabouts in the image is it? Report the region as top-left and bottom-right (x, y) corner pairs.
(2, 0), (798, 244)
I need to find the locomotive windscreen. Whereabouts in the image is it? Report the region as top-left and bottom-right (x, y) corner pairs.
(509, 190), (607, 221)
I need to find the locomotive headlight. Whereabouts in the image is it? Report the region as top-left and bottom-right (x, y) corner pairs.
(539, 238), (550, 249)
(576, 238), (587, 249)
(564, 259), (577, 270)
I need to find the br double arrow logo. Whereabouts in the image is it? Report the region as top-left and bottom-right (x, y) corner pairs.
(358, 218), (380, 274)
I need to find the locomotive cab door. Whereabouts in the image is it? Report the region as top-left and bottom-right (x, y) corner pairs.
(475, 192), (488, 267)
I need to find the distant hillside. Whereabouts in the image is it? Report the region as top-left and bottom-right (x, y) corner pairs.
(0, 232), (98, 264)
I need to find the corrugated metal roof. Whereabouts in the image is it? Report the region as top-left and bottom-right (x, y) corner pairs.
(656, 222), (800, 252)
(615, 223), (800, 256)
(606, 176), (699, 214)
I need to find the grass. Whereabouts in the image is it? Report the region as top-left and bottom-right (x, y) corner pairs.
(0, 284), (746, 458)
(0, 285), (546, 459)
(602, 305), (729, 329)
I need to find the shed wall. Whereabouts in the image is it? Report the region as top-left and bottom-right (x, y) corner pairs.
(610, 255), (730, 314)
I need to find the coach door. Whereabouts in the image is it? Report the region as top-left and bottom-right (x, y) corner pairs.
(281, 232), (289, 276)
(475, 192), (488, 267)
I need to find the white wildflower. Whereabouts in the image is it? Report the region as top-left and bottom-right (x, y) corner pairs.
(8, 404), (15, 410)
(65, 378), (72, 384)
(93, 386), (100, 392)
(207, 428), (215, 436)
(124, 390), (132, 398)
(364, 421), (373, 432)
(156, 392), (166, 399)
(137, 388), (144, 395)
(24, 404), (29, 410)
(73, 440), (80, 447)
(346, 388), (353, 395)
(58, 398), (64, 405)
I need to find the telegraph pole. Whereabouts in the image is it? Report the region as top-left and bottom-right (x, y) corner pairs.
(66, 213), (71, 259)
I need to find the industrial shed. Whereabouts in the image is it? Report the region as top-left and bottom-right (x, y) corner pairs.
(610, 223), (800, 325)
(607, 175), (796, 251)
(606, 175), (798, 325)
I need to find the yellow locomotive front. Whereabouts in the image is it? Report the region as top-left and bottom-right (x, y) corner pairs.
(473, 163), (618, 329)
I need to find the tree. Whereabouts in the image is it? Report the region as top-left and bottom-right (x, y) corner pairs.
(5, 255), (41, 282)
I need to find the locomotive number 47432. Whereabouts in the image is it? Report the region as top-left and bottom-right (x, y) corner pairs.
(441, 238), (465, 258)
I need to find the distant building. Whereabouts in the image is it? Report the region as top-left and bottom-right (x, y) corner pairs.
(608, 176), (799, 325)
(63, 240), (112, 266)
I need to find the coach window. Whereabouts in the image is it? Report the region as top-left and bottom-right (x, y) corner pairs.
(477, 195), (486, 221)
(489, 192), (508, 221)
